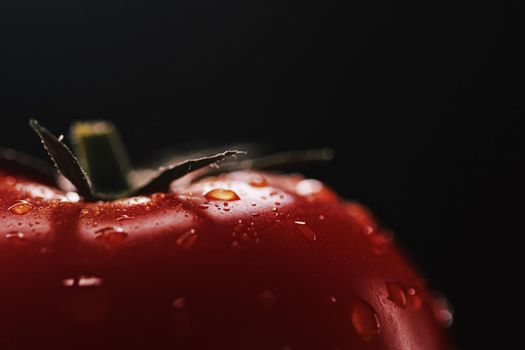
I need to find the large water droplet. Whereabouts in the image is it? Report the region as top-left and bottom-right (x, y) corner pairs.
(176, 229), (198, 249)
(385, 282), (407, 308)
(249, 176), (268, 188)
(5, 232), (26, 245)
(296, 179), (323, 196)
(369, 230), (393, 256)
(59, 276), (107, 323)
(171, 296), (191, 335)
(294, 221), (317, 241)
(6, 176), (17, 186)
(407, 288), (423, 310)
(431, 295), (454, 328)
(259, 289), (277, 311)
(62, 276), (103, 288)
(8, 200), (33, 215)
(95, 227), (128, 247)
(152, 193), (166, 201)
(172, 297), (186, 309)
(204, 189), (240, 201)
(351, 298), (381, 341)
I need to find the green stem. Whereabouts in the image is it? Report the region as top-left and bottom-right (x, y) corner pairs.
(70, 121), (131, 195)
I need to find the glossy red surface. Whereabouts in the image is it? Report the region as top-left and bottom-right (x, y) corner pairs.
(0, 167), (452, 349)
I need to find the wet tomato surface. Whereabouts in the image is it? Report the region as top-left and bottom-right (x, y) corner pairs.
(0, 167), (453, 349)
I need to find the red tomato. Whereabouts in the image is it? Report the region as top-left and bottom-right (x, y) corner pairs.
(0, 166), (452, 349)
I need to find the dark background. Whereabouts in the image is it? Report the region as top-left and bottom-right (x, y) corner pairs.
(1, 1), (523, 348)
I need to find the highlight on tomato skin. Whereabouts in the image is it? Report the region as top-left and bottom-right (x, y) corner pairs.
(0, 170), (453, 350)
(0, 121), (453, 349)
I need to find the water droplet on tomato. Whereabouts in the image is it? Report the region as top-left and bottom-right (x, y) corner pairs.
(78, 276), (103, 287)
(172, 297), (186, 309)
(259, 289), (276, 311)
(66, 192), (80, 202)
(319, 214), (325, 220)
(385, 282), (407, 308)
(294, 221), (317, 241)
(152, 192), (166, 201)
(116, 214), (133, 221)
(330, 296), (337, 303)
(431, 295), (454, 328)
(8, 200), (33, 215)
(62, 276), (103, 288)
(6, 176), (17, 186)
(350, 298), (381, 341)
(204, 189), (240, 201)
(95, 227), (128, 246)
(176, 229), (198, 249)
(249, 176), (268, 187)
(5, 232), (26, 244)
(407, 288), (423, 309)
(60, 276), (107, 323)
(369, 231), (393, 256)
(296, 179), (323, 196)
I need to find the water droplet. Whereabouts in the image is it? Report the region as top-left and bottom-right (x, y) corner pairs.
(62, 276), (103, 288)
(152, 193), (166, 201)
(171, 296), (191, 335)
(223, 208), (231, 212)
(385, 282), (407, 308)
(204, 189), (240, 201)
(296, 179), (323, 196)
(57, 134), (64, 142)
(407, 288), (423, 310)
(6, 176), (17, 186)
(172, 297), (186, 309)
(66, 192), (80, 202)
(176, 229), (198, 249)
(274, 201), (281, 206)
(95, 227), (128, 247)
(431, 295), (454, 328)
(116, 214), (133, 221)
(78, 276), (103, 287)
(199, 204), (209, 209)
(350, 298), (381, 341)
(259, 289), (276, 311)
(363, 226), (374, 236)
(5, 232), (26, 244)
(294, 221), (317, 241)
(345, 203), (376, 229)
(330, 296), (337, 303)
(319, 214), (325, 220)
(249, 176), (268, 187)
(369, 231), (393, 256)
(251, 202), (257, 206)
(8, 200), (33, 215)
(252, 213), (260, 217)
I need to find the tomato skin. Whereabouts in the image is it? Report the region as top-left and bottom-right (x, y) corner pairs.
(0, 167), (452, 350)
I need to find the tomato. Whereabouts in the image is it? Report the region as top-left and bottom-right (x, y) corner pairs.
(0, 121), (453, 349)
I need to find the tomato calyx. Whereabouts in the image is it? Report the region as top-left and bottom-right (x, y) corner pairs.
(17, 119), (334, 202)
(29, 119), (245, 201)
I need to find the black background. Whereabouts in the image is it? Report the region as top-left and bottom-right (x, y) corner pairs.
(1, 1), (524, 348)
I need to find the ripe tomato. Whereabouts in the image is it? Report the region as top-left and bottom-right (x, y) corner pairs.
(0, 121), (453, 349)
